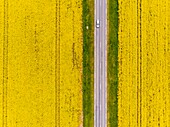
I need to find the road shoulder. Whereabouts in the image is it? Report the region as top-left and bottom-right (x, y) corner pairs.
(107, 0), (119, 126)
(83, 0), (94, 126)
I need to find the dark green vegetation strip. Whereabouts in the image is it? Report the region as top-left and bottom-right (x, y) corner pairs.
(82, 0), (94, 126)
(107, 0), (118, 127)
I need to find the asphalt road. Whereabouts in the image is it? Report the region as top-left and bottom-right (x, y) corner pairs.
(94, 0), (107, 126)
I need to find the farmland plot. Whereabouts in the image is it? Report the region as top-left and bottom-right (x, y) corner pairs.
(0, 0), (83, 126)
(0, 0), (56, 126)
(118, 0), (170, 126)
(56, 0), (83, 126)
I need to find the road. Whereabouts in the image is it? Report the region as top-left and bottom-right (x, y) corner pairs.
(94, 0), (107, 126)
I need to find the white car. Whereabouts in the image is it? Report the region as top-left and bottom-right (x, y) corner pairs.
(96, 19), (100, 28)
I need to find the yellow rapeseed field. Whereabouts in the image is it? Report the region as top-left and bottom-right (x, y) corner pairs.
(56, 0), (83, 126)
(118, 0), (170, 126)
(0, 0), (82, 126)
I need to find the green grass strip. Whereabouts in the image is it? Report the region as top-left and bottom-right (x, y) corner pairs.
(82, 0), (94, 126)
(107, 0), (118, 127)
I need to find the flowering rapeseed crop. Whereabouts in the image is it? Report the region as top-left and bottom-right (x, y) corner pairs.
(0, 0), (82, 126)
(56, 0), (83, 126)
(118, 0), (170, 126)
